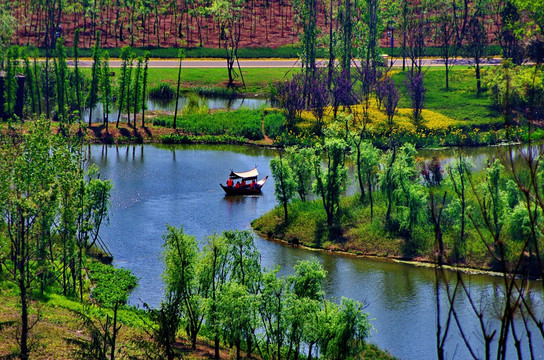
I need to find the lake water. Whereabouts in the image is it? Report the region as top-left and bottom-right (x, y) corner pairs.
(82, 96), (270, 122)
(89, 143), (543, 360)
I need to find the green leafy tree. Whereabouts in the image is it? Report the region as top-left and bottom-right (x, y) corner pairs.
(209, 0), (246, 89)
(0, 118), (112, 360)
(258, 267), (288, 360)
(285, 259), (326, 359)
(392, 144), (428, 243)
(125, 52), (135, 127)
(478, 159), (507, 248)
(286, 146), (315, 201)
(216, 281), (255, 360)
(464, 11), (488, 94)
(200, 234), (229, 360)
(116, 46), (131, 128)
(312, 137), (350, 229)
(141, 52), (150, 128)
(351, 137), (380, 217)
(73, 29), (83, 122)
(87, 31), (102, 127)
(54, 38), (69, 126)
(101, 51), (113, 130)
(325, 297), (371, 360)
(142, 294), (182, 360)
(23, 52), (39, 116)
(161, 225), (204, 350)
(270, 155), (297, 223)
(380, 146), (398, 227)
(173, 49), (184, 129)
(445, 155), (472, 261)
(132, 56), (143, 129)
(224, 230), (261, 356)
(291, 0), (319, 104)
(3, 46), (19, 120)
(356, 0), (384, 68)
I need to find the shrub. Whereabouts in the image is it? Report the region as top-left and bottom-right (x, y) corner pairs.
(87, 261), (138, 308)
(263, 111), (285, 139)
(148, 83), (175, 100)
(183, 93), (209, 115)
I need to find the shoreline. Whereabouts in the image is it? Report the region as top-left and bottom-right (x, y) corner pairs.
(252, 228), (525, 280)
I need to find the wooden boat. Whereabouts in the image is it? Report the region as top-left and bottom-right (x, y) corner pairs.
(220, 167), (268, 195)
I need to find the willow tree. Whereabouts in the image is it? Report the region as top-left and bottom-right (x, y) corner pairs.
(141, 52), (150, 127)
(54, 38), (69, 126)
(162, 225), (205, 350)
(101, 51), (113, 129)
(173, 49), (184, 130)
(356, 0), (384, 68)
(312, 138), (349, 230)
(87, 31), (102, 127)
(209, 0), (245, 89)
(270, 155), (297, 223)
(291, 0), (319, 104)
(116, 46), (131, 128)
(73, 29), (83, 122)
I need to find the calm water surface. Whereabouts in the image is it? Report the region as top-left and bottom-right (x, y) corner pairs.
(90, 144), (543, 360)
(83, 96), (270, 122)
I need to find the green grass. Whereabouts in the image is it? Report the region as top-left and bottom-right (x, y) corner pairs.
(391, 66), (501, 125)
(252, 195), (409, 257)
(153, 109), (265, 140)
(79, 67), (293, 96)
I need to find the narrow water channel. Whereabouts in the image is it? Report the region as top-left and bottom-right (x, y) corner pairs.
(89, 143), (543, 360)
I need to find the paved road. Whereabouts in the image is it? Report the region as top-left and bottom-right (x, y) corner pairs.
(69, 57), (504, 68)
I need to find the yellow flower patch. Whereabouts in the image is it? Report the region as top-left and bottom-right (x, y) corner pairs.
(300, 103), (467, 133)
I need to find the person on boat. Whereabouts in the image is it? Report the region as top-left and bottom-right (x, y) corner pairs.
(227, 178), (233, 187)
(251, 179), (256, 188)
(241, 179), (246, 187)
(235, 181), (240, 188)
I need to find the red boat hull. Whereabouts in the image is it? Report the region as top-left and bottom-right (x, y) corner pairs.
(220, 176), (268, 195)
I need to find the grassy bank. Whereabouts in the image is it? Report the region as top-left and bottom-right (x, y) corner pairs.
(252, 191), (508, 271)
(0, 283), (242, 359)
(252, 195), (417, 260)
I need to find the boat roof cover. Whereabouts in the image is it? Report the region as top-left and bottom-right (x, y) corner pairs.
(230, 167), (258, 180)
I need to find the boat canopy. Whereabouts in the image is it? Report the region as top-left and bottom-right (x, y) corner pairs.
(229, 167), (259, 180)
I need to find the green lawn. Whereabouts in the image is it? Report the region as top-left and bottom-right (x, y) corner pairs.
(391, 66), (501, 125)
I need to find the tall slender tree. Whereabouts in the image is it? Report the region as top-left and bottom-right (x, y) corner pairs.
(87, 31), (102, 127)
(101, 51), (113, 130)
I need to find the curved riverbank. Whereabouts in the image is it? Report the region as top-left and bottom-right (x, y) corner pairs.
(254, 227), (508, 279)
(250, 194), (542, 278)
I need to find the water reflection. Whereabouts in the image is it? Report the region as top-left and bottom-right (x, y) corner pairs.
(82, 96), (271, 122)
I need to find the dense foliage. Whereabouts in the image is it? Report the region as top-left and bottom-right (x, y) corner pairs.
(161, 227), (372, 360)
(0, 118), (115, 359)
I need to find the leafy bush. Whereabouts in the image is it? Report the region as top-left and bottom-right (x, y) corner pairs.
(263, 111), (285, 139)
(148, 83), (176, 100)
(154, 109), (264, 140)
(183, 93), (208, 115)
(87, 262), (138, 308)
